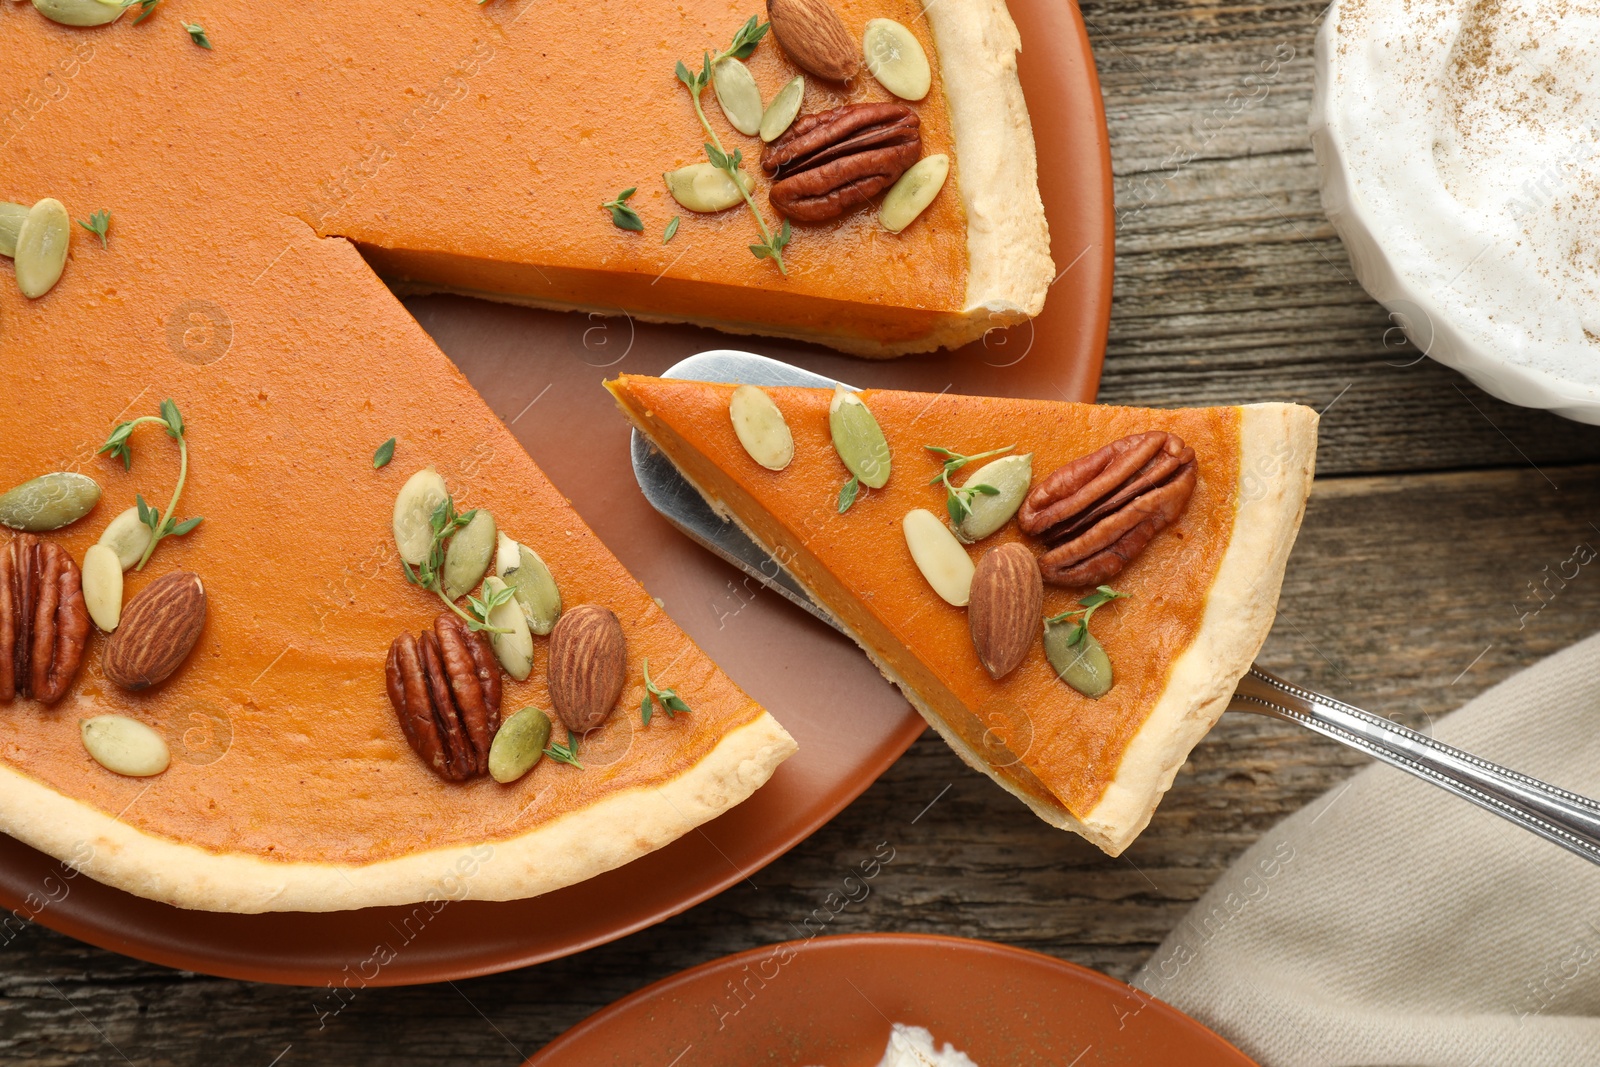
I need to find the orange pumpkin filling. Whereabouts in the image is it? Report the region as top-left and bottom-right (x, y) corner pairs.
(608, 377), (1242, 816)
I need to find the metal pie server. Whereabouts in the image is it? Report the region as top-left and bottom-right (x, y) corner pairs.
(628, 350), (1600, 866)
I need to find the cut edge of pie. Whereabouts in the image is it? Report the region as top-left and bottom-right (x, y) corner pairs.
(608, 380), (1317, 855)
(365, 0), (1053, 359)
(0, 709), (794, 914)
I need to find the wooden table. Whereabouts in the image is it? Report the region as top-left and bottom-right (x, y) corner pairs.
(10, 1), (1600, 1062)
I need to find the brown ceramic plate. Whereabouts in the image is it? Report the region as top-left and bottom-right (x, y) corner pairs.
(0, 0), (1111, 985)
(528, 934), (1257, 1066)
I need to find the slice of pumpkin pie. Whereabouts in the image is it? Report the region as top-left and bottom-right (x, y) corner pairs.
(607, 375), (1317, 854)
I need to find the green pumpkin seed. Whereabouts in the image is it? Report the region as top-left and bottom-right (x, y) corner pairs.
(0, 202), (29, 259)
(828, 385), (891, 489)
(664, 163), (753, 213)
(14, 198), (72, 299)
(483, 576), (534, 680)
(32, 0), (125, 27)
(496, 533), (562, 635)
(761, 76), (805, 142)
(98, 506), (154, 570)
(713, 57), (764, 137)
(0, 471), (101, 532)
(392, 466), (449, 566)
(81, 715), (169, 777)
(863, 18), (931, 101)
(443, 508), (496, 600)
(1045, 622), (1114, 699)
(82, 544), (123, 632)
(729, 384), (794, 471)
(880, 154), (950, 234)
(489, 706), (552, 784)
(953, 453), (1032, 543)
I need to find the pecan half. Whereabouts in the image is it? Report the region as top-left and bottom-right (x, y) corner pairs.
(385, 613), (502, 781)
(1018, 432), (1198, 587)
(761, 102), (921, 223)
(0, 533), (89, 706)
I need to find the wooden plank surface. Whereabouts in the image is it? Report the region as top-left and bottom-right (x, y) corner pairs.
(9, 2), (1600, 1063)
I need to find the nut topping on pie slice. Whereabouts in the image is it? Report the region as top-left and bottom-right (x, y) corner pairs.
(608, 376), (1317, 855)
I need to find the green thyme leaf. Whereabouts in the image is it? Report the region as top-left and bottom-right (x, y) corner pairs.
(601, 187), (644, 232)
(159, 398), (185, 440)
(467, 582), (518, 627)
(168, 516), (203, 537)
(727, 14), (770, 59)
(183, 21), (211, 48)
(924, 444), (1013, 527)
(663, 216), (680, 244)
(544, 733), (583, 768)
(1046, 586), (1127, 647)
(640, 657), (692, 723)
(122, 0), (161, 23)
(837, 474), (861, 514)
(373, 437), (396, 469)
(77, 209), (111, 249)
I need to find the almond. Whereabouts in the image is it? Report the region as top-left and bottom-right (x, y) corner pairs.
(767, 0), (861, 82)
(102, 571), (207, 691)
(968, 543), (1043, 680)
(547, 604), (626, 733)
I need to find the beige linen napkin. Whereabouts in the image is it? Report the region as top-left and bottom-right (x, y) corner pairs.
(1133, 634), (1600, 1067)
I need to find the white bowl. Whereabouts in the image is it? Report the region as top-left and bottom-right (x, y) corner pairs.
(1311, 4), (1600, 425)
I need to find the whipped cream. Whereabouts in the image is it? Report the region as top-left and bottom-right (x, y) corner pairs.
(873, 1024), (978, 1067)
(1317, 0), (1600, 389)
(805, 1023), (978, 1067)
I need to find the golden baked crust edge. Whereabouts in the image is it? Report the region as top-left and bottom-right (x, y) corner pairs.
(0, 711), (795, 913)
(1081, 402), (1319, 853)
(927, 0), (1054, 335)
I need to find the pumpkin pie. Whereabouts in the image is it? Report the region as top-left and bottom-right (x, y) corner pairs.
(607, 376), (1318, 854)
(0, 2), (924, 913)
(321, 0), (1053, 356)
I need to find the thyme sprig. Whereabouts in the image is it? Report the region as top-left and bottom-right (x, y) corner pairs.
(601, 187), (644, 232)
(466, 582), (518, 629)
(925, 444), (1013, 525)
(544, 732), (583, 768)
(97, 399), (204, 570)
(400, 497), (512, 634)
(1045, 586), (1127, 647)
(77, 209), (111, 248)
(640, 657), (692, 725)
(675, 17), (790, 273)
(120, 0), (160, 24)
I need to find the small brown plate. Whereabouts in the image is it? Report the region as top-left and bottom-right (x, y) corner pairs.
(527, 934), (1257, 1066)
(0, 0), (1111, 984)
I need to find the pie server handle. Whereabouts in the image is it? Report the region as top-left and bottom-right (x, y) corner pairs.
(631, 350), (1600, 867)
(1229, 667), (1600, 866)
